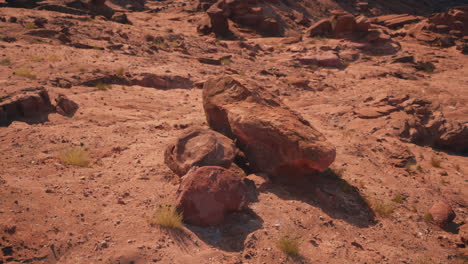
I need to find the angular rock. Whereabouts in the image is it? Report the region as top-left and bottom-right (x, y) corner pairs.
(428, 202), (456, 228)
(331, 11), (356, 36)
(55, 95), (79, 117)
(372, 14), (421, 29)
(203, 76), (336, 178)
(306, 19), (332, 37)
(0, 88), (54, 126)
(165, 128), (236, 176)
(207, 5), (230, 37)
(176, 166), (249, 226)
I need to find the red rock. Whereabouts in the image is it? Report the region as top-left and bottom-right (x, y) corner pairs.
(428, 202), (456, 227)
(354, 106), (398, 119)
(460, 223), (468, 245)
(176, 166), (249, 226)
(297, 52), (344, 68)
(306, 19), (332, 37)
(260, 18), (281, 37)
(331, 11), (356, 36)
(203, 76), (336, 178)
(355, 16), (370, 32)
(373, 14), (421, 29)
(0, 87), (54, 126)
(164, 128), (236, 176)
(207, 4), (230, 37)
(55, 94), (79, 117)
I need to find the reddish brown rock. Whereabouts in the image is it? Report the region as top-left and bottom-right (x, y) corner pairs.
(176, 166), (249, 226)
(296, 51), (344, 68)
(460, 223), (468, 245)
(0, 87), (54, 126)
(164, 128), (236, 176)
(372, 14), (421, 29)
(202, 76), (336, 178)
(331, 11), (356, 36)
(306, 19), (332, 37)
(54, 94), (79, 117)
(428, 202), (456, 227)
(207, 4), (230, 37)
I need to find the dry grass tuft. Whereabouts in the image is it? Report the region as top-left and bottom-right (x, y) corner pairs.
(149, 205), (183, 229)
(0, 58), (11, 66)
(392, 193), (405, 204)
(58, 147), (90, 167)
(96, 82), (112, 90)
(14, 68), (37, 79)
(370, 200), (395, 217)
(431, 157), (441, 168)
(424, 212), (434, 224)
(277, 235), (300, 256)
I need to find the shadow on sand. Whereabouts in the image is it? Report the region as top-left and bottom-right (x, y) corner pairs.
(267, 169), (376, 228)
(186, 208), (263, 252)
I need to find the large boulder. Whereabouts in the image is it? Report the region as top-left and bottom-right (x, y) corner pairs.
(176, 166), (249, 226)
(331, 11), (357, 36)
(306, 19), (332, 37)
(207, 4), (230, 37)
(428, 202), (456, 228)
(202, 76), (336, 178)
(164, 128), (236, 176)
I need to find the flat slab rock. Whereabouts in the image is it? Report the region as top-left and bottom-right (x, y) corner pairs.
(202, 76), (336, 178)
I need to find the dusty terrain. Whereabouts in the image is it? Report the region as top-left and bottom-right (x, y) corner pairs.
(0, 0), (467, 263)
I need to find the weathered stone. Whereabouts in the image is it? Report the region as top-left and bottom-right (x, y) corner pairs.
(428, 202), (456, 228)
(202, 76), (336, 178)
(306, 19), (332, 37)
(165, 128), (236, 176)
(176, 166), (249, 226)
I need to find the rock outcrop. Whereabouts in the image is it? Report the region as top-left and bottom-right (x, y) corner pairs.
(176, 166), (249, 226)
(203, 76), (336, 178)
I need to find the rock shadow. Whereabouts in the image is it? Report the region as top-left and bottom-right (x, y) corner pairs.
(267, 169), (376, 228)
(186, 208), (263, 252)
(160, 227), (194, 252)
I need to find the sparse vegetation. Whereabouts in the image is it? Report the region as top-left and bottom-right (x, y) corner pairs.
(116, 67), (126, 77)
(392, 193), (405, 204)
(96, 82), (112, 90)
(149, 205), (183, 229)
(0, 58), (11, 66)
(14, 68), (37, 79)
(24, 23), (37, 30)
(277, 235), (300, 256)
(431, 157), (441, 168)
(220, 56), (232, 66)
(370, 200), (395, 217)
(424, 212), (433, 223)
(416, 165), (423, 172)
(58, 147), (90, 167)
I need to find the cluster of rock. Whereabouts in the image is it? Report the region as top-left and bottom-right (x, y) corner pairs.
(164, 76), (336, 226)
(4, 0), (131, 24)
(0, 87), (78, 126)
(406, 6), (468, 53)
(354, 94), (468, 155)
(197, 0), (282, 37)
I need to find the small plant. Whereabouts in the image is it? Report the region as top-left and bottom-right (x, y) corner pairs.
(24, 23), (37, 30)
(392, 193), (405, 204)
(220, 56), (232, 66)
(341, 182), (354, 193)
(277, 235), (300, 256)
(416, 165), (423, 172)
(58, 147), (90, 167)
(0, 58), (11, 66)
(424, 212), (433, 223)
(431, 157), (441, 168)
(371, 200), (395, 217)
(149, 205), (183, 229)
(96, 82), (112, 90)
(115, 67), (125, 77)
(14, 68), (37, 79)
